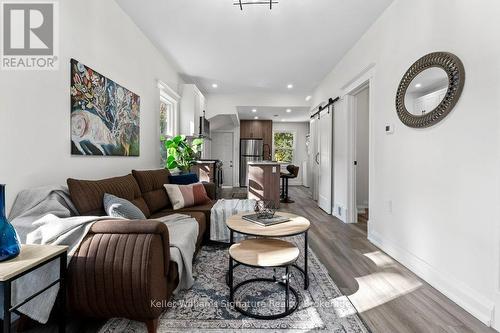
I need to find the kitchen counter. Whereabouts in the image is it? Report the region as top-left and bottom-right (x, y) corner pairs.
(247, 161), (280, 166)
(247, 162), (281, 207)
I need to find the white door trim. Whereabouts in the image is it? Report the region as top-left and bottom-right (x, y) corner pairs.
(342, 65), (375, 224)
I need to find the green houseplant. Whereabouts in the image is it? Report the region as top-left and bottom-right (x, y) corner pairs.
(162, 135), (204, 173)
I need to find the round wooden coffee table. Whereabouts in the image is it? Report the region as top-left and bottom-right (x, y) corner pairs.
(226, 212), (311, 289)
(228, 238), (300, 319)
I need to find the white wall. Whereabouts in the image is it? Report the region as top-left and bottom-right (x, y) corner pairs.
(0, 0), (182, 212)
(355, 87), (369, 210)
(272, 122), (310, 186)
(312, 0), (500, 328)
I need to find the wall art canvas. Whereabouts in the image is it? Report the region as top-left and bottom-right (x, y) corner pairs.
(70, 59), (140, 156)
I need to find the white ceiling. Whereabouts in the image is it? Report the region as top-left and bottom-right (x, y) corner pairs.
(237, 106), (310, 122)
(116, 0), (394, 95)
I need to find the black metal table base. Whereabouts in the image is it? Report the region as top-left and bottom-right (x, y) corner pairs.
(1, 251), (66, 333)
(226, 263), (309, 290)
(231, 277), (299, 319)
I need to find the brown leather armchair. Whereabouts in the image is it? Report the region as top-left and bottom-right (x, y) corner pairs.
(67, 219), (178, 333)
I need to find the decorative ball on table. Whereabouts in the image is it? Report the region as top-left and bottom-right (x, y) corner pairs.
(0, 184), (21, 261)
(254, 200), (277, 219)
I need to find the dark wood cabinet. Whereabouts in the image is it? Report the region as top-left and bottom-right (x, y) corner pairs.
(240, 120), (272, 160)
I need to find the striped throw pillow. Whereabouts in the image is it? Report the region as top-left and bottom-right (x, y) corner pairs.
(164, 183), (211, 210)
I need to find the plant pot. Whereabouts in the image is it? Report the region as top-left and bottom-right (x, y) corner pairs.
(0, 185), (21, 262)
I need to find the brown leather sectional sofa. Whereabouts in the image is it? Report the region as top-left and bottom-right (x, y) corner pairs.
(65, 169), (215, 333)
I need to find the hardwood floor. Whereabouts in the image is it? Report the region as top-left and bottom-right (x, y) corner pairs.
(275, 186), (495, 333)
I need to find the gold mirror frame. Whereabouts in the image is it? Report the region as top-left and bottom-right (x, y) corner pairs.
(395, 52), (465, 128)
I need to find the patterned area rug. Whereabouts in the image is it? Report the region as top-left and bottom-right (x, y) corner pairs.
(99, 237), (368, 333)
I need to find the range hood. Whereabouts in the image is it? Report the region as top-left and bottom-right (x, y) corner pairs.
(199, 111), (211, 140)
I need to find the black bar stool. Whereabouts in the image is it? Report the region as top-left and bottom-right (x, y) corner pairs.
(280, 165), (299, 203)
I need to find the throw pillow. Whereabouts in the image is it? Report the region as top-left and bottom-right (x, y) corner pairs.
(103, 193), (147, 219)
(168, 173), (199, 185)
(164, 183), (211, 210)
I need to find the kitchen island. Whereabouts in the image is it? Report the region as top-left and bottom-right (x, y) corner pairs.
(247, 161), (281, 207)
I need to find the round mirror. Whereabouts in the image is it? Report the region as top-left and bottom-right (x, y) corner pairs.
(404, 67), (448, 116)
(395, 52), (465, 128)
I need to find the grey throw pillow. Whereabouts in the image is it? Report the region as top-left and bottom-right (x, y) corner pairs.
(103, 193), (146, 220)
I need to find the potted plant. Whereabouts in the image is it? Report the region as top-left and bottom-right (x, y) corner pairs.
(162, 135), (204, 174)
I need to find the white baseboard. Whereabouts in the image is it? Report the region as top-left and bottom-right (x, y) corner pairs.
(367, 228), (495, 327)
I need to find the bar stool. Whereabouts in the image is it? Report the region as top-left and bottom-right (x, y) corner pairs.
(280, 165), (299, 203)
(228, 238), (300, 319)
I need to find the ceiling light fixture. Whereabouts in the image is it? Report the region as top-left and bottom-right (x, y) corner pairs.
(254, 116), (259, 119)
(252, 109), (257, 113)
(234, 0), (278, 10)
(281, 119), (286, 122)
(305, 95), (312, 101)
(212, 83), (218, 88)
(287, 84), (293, 89)
(286, 109), (292, 113)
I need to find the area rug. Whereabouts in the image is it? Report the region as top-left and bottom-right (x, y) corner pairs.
(99, 237), (369, 333)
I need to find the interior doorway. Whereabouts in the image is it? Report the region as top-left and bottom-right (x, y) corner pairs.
(343, 65), (374, 224)
(354, 87), (370, 223)
(211, 131), (234, 187)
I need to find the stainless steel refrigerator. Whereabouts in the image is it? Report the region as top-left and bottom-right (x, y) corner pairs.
(240, 139), (263, 186)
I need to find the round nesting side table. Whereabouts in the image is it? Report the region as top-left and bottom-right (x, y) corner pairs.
(228, 238), (300, 319)
(226, 212), (310, 289)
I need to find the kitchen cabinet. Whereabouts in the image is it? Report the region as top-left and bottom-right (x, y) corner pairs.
(180, 84), (205, 136)
(240, 120), (272, 160)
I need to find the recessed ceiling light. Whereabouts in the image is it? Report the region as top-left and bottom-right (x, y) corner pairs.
(286, 109), (292, 113)
(305, 95), (312, 101)
(287, 84), (293, 89)
(415, 83), (422, 88)
(212, 83), (218, 88)
(254, 116), (259, 120)
(252, 109), (257, 113)
(281, 119), (286, 122)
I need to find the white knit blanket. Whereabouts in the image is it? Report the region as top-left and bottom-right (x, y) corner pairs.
(210, 199), (256, 242)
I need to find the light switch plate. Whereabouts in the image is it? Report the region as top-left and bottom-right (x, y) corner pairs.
(385, 124), (394, 134)
(272, 166), (277, 173)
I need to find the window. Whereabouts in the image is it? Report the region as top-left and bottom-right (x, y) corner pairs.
(158, 81), (180, 166)
(158, 80), (180, 137)
(273, 131), (295, 163)
(159, 99), (171, 135)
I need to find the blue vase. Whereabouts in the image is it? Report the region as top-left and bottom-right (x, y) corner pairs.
(0, 185), (20, 261)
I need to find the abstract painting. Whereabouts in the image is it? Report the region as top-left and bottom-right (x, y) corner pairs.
(70, 59), (140, 156)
